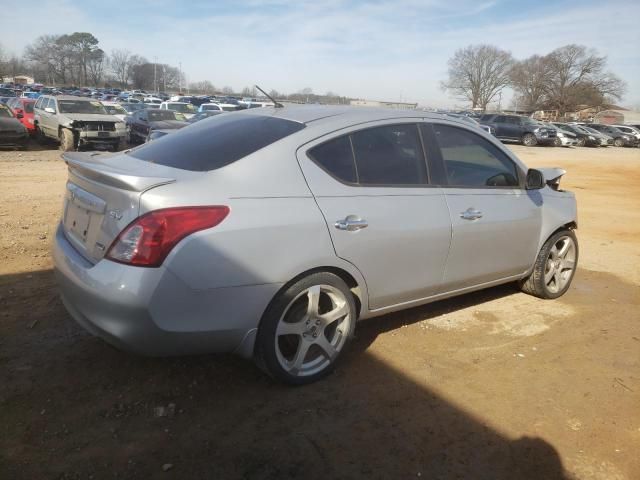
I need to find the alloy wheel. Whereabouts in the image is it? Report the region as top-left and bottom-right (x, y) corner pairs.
(544, 235), (576, 294)
(274, 284), (352, 377)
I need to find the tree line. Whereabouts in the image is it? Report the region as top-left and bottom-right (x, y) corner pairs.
(0, 33), (351, 103)
(442, 44), (626, 114)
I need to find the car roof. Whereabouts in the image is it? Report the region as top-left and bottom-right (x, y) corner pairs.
(235, 104), (451, 125)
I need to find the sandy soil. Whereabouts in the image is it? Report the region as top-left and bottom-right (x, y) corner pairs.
(0, 142), (639, 479)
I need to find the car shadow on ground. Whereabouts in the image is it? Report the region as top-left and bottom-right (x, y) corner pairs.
(0, 269), (573, 479)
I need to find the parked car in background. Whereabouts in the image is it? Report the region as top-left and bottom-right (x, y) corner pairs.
(101, 102), (129, 122)
(610, 125), (640, 144)
(445, 113), (494, 135)
(539, 122), (577, 147)
(480, 114), (556, 146)
(159, 101), (197, 119)
(0, 87), (17, 97)
(34, 95), (126, 151)
(574, 125), (613, 146)
(125, 108), (189, 143)
(187, 111), (223, 123)
(585, 124), (637, 147)
(0, 104), (29, 148)
(6, 97), (37, 135)
(21, 91), (41, 99)
(551, 123), (599, 147)
(198, 103), (240, 113)
(119, 103), (145, 115)
(53, 106), (579, 385)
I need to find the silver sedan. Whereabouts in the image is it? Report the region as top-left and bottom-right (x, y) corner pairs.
(53, 106), (578, 385)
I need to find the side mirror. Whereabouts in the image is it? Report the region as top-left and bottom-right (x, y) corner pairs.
(44, 107), (55, 114)
(526, 169), (545, 190)
(16, 112), (24, 119)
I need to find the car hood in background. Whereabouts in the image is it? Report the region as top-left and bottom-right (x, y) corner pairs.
(149, 120), (189, 130)
(0, 117), (26, 132)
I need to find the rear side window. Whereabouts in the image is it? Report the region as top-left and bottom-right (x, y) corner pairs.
(128, 114), (305, 171)
(309, 136), (356, 183)
(351, 124), (427, 185)
(433, 124), (519, 187)
(308, 124), (428, 186)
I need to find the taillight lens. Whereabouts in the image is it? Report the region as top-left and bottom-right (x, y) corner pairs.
(106, 206), (229, 267)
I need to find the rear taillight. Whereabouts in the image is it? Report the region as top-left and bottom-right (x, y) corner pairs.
(106, 206), (229, 267)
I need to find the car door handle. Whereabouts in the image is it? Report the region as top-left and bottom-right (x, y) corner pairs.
(335, 216), (368, 231)
(460, 208), (483, 220)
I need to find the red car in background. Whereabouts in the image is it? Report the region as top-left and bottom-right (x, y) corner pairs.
(6, 97), (36, 135)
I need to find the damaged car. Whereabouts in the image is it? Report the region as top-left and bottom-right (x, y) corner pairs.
(34, 95), (126, 151)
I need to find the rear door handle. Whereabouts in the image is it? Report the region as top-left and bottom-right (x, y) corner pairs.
(460, 208), (483, 220)
(335, 215), (368, 231)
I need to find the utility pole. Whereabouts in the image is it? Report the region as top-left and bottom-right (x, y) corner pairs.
(179, 62), (182, 93)
(153, 56), (157, 94)
(498, 91), (502, 112)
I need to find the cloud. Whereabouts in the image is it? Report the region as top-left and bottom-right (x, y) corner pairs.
(2, 0), (639, 107)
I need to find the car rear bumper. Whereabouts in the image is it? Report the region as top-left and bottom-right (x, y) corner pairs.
(52, 223), (280, 357)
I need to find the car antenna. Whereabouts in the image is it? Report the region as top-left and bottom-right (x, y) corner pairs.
(254, 85), (283, 108)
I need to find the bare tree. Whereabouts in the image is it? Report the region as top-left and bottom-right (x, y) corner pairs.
(221, 86), (234, 95)
(545, 44), (626, 113)
(442, 44), (514, 111)
(510, 55), (554, 110)
(109, 49), (131, 88)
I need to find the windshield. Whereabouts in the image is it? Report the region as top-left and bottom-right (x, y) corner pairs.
(582, 127), (600, 135)
(0, 106), (13, 118)
(521, 117), (538, 125)
(167, 103), (196, 113)
(24, 102), (35, 113)
(58, 100), (107, 114)
(103, 104), (127, 115)
(148, 110), (179, 121)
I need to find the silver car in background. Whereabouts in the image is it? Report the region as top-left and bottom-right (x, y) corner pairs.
(53, 106), (578, 385)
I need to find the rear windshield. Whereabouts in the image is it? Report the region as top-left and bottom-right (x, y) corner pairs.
(128, 114), (305, 171)
(24, 102), (35, 113)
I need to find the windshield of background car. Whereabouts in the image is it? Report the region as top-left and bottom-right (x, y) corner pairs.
(103, 104), (127, 115)
(167, 103), (196, 113)
(0, 106), (13, 118)
(58, 100), (107, 114)
(128, 114), (305, 171)
(148, 110), (179, 121)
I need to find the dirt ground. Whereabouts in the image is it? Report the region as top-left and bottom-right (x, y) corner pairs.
(0, 142), (639, 480)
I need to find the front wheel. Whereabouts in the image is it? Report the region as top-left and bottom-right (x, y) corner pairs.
(255, 272), (357, 385)
(577, 137), (586, 147)
(59, 128), (75, 152)
(613, 138), (624, 147)
(522, 133), (537, 146)
(554, 137), (562, 147)
(520, 229), (578, 299)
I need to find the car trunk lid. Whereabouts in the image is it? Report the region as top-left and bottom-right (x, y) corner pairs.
(61, 151), (177, 263)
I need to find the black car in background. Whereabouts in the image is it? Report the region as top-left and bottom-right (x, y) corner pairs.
(585, 124), (637, 147)
(0, 104), (29, 148)
(125, 109), (188, 143)
(552, 123), (600, 147)
(480, 114), (556, 146)
(187, 110), (224, 123)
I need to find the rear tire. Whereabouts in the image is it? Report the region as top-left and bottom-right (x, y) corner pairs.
(522, 133), (537, 146)
(254, 272), (357, 385)
(520, 229), (578, 299)
(577, 137), (586, 147)
(613, 138), (624, 147)
(553, 137), (562, 147)
(59, 128), (75, 152)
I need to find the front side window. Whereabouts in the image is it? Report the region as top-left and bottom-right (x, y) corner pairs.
(35, 97), (44, 109)
(432, 124), (519, 187)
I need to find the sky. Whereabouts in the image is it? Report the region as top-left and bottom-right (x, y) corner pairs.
(3, 0), (640, 108)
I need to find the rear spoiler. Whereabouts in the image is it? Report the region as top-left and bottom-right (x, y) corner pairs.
(63, 152), (175, 192)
